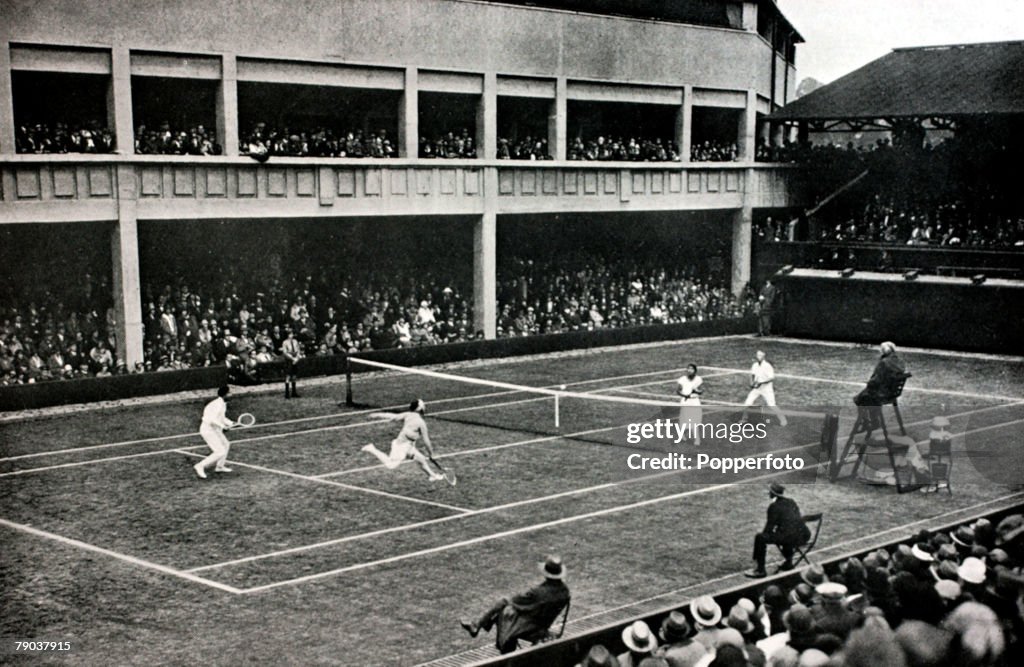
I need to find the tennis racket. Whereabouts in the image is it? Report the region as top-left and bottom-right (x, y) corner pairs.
(235, 413), (256, 428)
(429, 456), (457, 486)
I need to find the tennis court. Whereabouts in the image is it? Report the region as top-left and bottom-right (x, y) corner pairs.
(1, 335), (1022, 665)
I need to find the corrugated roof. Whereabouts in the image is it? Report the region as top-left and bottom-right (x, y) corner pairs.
(771, 40), (1024, 120)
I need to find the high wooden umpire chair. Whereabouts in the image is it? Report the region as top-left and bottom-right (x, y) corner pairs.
(830, 372), (918, 493)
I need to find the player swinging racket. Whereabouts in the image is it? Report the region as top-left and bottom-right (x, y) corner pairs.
(194, 385), (235, 479)
(362, 399), (445, 482)
(740, 350), (788, 426)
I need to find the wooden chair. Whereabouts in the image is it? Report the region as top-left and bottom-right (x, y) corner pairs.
(777, 513), (823, 568)
(524, 599), (571, 646)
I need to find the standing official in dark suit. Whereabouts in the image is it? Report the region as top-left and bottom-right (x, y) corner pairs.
(460, 555), (571, 654)
(757, 279), (778, 337)
(746, 482), (810, 578)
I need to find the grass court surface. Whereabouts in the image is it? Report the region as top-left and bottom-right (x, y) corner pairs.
(2, 335), (1022, 666)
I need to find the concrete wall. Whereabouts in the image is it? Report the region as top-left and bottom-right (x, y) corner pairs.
(2, 0), (782, 97)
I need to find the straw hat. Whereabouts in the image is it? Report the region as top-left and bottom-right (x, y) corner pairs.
(621, 620), (658, 654)
(539, 555), (566, 580)
(958, 557), (986, 585)
(689, 595), (723, 627)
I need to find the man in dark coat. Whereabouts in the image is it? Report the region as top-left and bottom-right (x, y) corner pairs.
(854, 341), (908, 407)
(746, 482), (811, 578)
(460, 555), (571, 654)
(757, 279), (778, 336)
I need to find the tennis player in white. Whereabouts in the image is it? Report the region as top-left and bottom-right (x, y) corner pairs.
(194, 385), (235, 479)
(677, 364), (704, 446)
(362, 399), (444, 481)
(740, 350), (788, 426)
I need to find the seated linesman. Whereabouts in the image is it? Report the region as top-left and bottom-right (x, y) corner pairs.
(460, 555), (571, 654)
(746, 482), (810, 578)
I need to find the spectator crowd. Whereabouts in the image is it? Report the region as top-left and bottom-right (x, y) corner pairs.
(241, 124), (396, 159)
(569, 136), (680, 162)
(0, 254), (751, 385)
(15, 121), (115, 154)
(135, 123), (221, 155)
(571, 511), (1024, 667)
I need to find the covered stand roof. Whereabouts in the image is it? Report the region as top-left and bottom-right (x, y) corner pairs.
(771, 40), (1024, 122)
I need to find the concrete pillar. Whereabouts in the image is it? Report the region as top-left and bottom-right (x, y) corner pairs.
(112, 165), (144, 369)
(477, 71), (497, 159)
(474, 167), (498, 338)
(217, 53), (238, 156)
(731, 206), (753, 296)
(678, 84), (693, 162)
(108, 47), (134, 155)
(741, 2), (758, 31)
(738, 89), (757, 161)
(0, 41), (15, 155)
(548, 76), (567, 160)
(399, 66), (418, 158)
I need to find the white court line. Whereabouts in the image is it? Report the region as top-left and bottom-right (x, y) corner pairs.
(235, 416), (1024, 593)
(0, 517), (242, 595)
(763, 336), (1024, 364)
(174, 450), (470, 513)
(4, 391), (1021, 481)
(193, 403), (1021, 573)
(565, 491), (1024, 626)
(0, 373), (710, 478)
(0, 366), (697, 463)
(700, 365), (1024, 403)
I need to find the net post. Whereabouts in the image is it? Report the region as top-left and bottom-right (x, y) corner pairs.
(344, 354), (354, 407)
(555, 392), (560, 429)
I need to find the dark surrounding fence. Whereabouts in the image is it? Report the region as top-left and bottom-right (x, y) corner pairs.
(0, 317), (755, 411)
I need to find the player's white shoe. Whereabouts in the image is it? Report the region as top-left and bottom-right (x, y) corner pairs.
(193, 463), (207, 479)
(361, 443), (375, 453)
(214, 466), (233, 473)
(428, 472), (445, 482)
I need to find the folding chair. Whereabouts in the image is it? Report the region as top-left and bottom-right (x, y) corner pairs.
(777, 513), (823, 568)
(525, 598), (571, 646)
(923, 437), (953, 495)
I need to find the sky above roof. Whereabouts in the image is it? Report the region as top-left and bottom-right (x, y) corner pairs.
(777, 0), (1024, 84)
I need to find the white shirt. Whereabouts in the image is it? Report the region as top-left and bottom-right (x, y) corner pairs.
(750, 360), (776, 386)
(677, 375), (703, 405)
(201, 397), (233, 431)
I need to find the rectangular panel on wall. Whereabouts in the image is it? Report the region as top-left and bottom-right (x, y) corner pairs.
(140, 167), (162, 196)
(569, 81), (682, 105)
(15, 169), (40, 199)
(464, 169), (479, 195)
(173, 167), (195, 196)
(725, 171), (739, 192)
(563, 170), (578, 194)
(687, 171), (701, 193)
(521, 170), (536, 195)
(583, 171), (598, 194)
(498, 170), (514, 195)
(603, 171), (616, 194)
(497, 76), (555, 99)
(439, 169), (456, 195)
(620, 171), (630, 202)
(10, 45), (110, 75)
(295, 170), (315, 196)
(131, 52), (221, 79)
(692, 88), (747, 108)
(416, 169), (432, 195)
(237, 58), (403, 89)
(337, 170), (356, 196)
(206, 169), (227, 197)
(669, 171), (682, 192)
(365, 169), (382, 196)
(318, 167), (335, 205)
(632, 171), (645, 194)
(267, 169), (286, 196)
(87, 167), (112, 197)
(651, 171), (664, 194)
(419, 70), (483, 94)
(542, 170), (558, 194)
(52, 168), (77, 198)
(391, 169), (408, 195)
(706, 171), (721, 192)
(238, 168), (258, 197)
